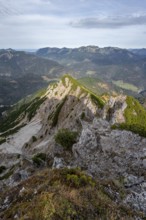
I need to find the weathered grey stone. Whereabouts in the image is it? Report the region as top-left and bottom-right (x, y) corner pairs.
(1, 76), (146, 216)
(124, 175), (144, 187)
(72, 124), (99, 160)
(52, 157), (65, 169)
(143, 159), (146, 168)
(125, 191), (146, 213)
(103, 95), (127, 124)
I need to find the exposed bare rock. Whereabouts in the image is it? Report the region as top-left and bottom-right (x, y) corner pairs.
(124, 191), (146, 213)
(124, 175), (144, 188)
(103, 95), (127, 124)
(1, 75), (146, 217)
(52, 157), (66, 169)
(72, 121), (100, 161)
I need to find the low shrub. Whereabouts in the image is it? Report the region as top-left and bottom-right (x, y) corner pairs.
(55, 129), (78, 150)
(60, 168), (95, 188)
(0, 165), (6, 174)
(27, 97), (46, 121)
(81, 112), (85, 120)
(51, 96), (67, 127)
(90, 93), (104, 109)
(0, 138), (6, 145)
(32, 136), (37, 142)
(1, 124), (26, 137)
(0, 169), (13, 180)
(32, 153), (46, 167)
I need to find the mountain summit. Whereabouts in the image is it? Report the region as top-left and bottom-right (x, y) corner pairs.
(0, 75), (146, 219)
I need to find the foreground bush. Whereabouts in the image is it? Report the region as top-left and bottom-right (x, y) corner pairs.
(32, 153), (46, 167)
(55, 129), (78, 150)
(0, 168), (143, 220)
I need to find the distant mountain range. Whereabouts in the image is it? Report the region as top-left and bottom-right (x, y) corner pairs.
(129, 48), (146, 57)
(1, 46), (146, 107)
(0, 49), (65, 105)
(36, 46), (146, 89)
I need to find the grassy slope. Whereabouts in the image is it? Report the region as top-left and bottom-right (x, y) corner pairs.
(78, 77), (112, 95)
(0, 168), (143, 220)
(112, 96), (146, 137)
(0, 74), (104, 142)
(78, 76), (146, 137)
(112, 80), (139, 92)
(0, 87), (47, 141)
(62, 75), (105, 109)
(78, 77), (139, 98)
(1, 74), (146, 140)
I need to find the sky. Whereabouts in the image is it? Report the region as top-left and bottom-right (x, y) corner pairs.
(0, 0), (146, 49)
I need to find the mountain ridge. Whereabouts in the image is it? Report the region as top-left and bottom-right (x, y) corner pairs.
(36, 45), (146, 89)
(1, 75), (146, 219)
(1, 46), (146, 108)
(0, 49), (66, 106)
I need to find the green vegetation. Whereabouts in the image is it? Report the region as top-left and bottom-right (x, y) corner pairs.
(112, 96), (146, 137)
(61, 75), (105, 109)
(51, 96), (67, 127)
(0, 166), (6, 174)
(55, 129), (78, 150)
(33, 87), (47, 98)
(0, 138), (6, 145)
(78, 77), (108, 95)
(0, 85), (47, 144)
(27, 97), (47, 121)
(0, 124), (26, 138)
(81, 111), (85, 120)
(112, 80), (139, 92)
(0, 95), (46, 140)
(0, 74), (104, 140)
(32, 153), (47, 167)
(49, 82), (58, 90)
(17, 86), (47, 106)
(17, 154), (21, 159)
(0, 169), (14, 180)
(0, 168), (143, 220)
(32, 136), (37, 142)
(61, 74), (79, 90)
(90, 93), (104, 109)
(0, 102), (29, 133)
(0, 85), (47, 134)
(60, 168), (95, 188)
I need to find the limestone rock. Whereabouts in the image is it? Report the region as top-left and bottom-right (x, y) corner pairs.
(124, 175), (144, 188)
(72, 122), (100, 161)
(52, 157), (66, 169)
(125, 191), (146, 213)
(103, 95), (127, 124)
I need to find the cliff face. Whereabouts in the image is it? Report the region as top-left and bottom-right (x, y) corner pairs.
(0, 75), (102, 187)
(0, 75), (146, 219)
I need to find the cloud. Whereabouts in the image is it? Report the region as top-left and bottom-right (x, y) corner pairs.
(0, 0), (22, 16)
(70, 14), (146, 29)
(0, 0), (146, 48)
(0, 0), (54, 17)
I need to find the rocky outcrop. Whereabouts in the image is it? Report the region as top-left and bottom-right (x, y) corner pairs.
(72, 118), (145, 174)
(52, 157), (66, 169)
(1, 75), (146, 216)
(71, 117), (146, 214)
(103, 95), (127, 124)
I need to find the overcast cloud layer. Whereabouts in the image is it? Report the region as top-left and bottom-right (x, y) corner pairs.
(0, 0), (146, 49)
